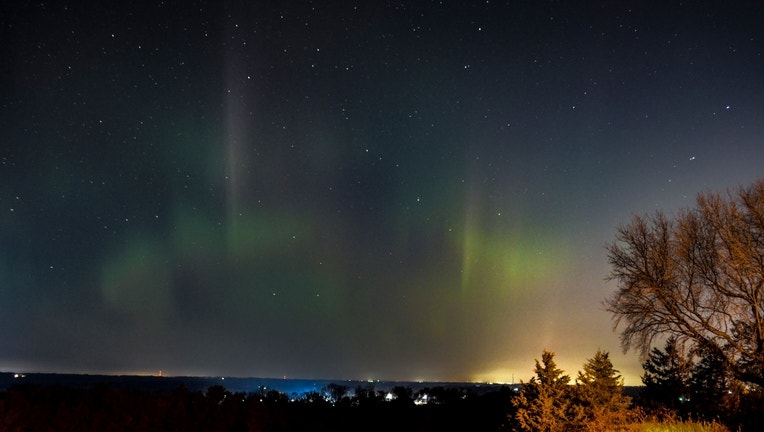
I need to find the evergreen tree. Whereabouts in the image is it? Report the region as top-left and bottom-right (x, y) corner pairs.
(574, 350), (631, 430)
(690, 344), (740, 421)
(512, 350), (573, 432)
(640, 337), (692, 414)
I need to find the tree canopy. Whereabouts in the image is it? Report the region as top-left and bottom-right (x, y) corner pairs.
(605, 179), (764, 388)
(512, 350), (573, 432)
(512, 350), (632, 432)
(574, 350), (631, 430)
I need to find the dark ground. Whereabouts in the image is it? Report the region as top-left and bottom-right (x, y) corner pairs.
(0, 381), (514, 432)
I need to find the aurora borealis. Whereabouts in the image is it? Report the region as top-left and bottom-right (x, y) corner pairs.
(2, 1), (763, 385)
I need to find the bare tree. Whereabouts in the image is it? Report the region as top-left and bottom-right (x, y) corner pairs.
(605, 180), (764, 388)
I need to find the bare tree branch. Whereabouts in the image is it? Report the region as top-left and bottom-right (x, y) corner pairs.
(604, 179), (764, 387)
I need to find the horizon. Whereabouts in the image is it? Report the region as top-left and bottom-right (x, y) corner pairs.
(2, 370), (648, 389)
(0, 351), (644, 386)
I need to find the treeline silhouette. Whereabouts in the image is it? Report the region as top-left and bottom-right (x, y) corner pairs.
(505, 349), (764, 432)
(0, 382), (513, 432)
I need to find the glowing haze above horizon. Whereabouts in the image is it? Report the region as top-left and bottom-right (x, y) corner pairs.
(1, 1), (763, 386)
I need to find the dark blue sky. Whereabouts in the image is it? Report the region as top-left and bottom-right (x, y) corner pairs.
(2, 1), (763, 384)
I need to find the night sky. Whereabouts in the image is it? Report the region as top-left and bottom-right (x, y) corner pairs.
(2, 1), (763, 385)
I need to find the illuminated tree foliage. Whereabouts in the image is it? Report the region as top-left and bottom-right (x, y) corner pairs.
(512, 350), (573, 432)
(573, 350), (631, 430)
(605, 180), (764, 388)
